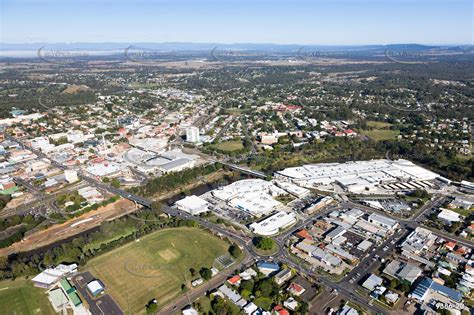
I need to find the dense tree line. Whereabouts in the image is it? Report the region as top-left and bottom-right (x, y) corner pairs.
(0, 215), (45, 248)
(129, 163), (223, 197)
(0, 208), (202, 280)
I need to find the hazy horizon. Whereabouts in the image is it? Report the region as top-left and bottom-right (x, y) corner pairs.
(2, 0), (473, 45)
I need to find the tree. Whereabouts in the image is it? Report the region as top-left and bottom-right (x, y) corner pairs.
(389, 278), (400, 290)
(240, 279), (254, 292)
(299, 302), (309, 314)
(189, 268), (196, 277)
(253, 237), (275, 251)
(255, 278), (277, 298)
(150, 202), (162, 212)
(111, 178), (121, 188)
(211, 296), (239, 315)
(397, 280), (411, 293)
(228, 244), (242, 258)
(145, 301), (158, 314)
(200, 267), (213, 280)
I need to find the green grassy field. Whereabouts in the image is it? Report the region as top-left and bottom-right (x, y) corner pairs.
(366, 120), (393, 128)
(225, 108), (248, 115)
(360, 121), (399, 141)
(360, 129), (400, 141)
(85, 227), (229, 314)
(0, 278), (56, 315)
(211, 140), (244, 152)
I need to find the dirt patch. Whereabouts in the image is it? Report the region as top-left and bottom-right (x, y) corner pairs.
(158, 249), (179, 262)
(61, 84), (90, 94)
(0, 199), (135, 256)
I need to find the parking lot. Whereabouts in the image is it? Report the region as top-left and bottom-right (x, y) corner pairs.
(71, 272), (123, 315)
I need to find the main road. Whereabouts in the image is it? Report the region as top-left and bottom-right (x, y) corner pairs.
(10, 134), (470, 314)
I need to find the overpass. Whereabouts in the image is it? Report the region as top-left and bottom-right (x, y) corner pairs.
(208, 159), (267, 178)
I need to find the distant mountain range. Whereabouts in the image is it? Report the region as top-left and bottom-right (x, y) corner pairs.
(0, 42), (471, 59)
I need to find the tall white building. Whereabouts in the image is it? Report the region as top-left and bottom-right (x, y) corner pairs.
(64, 170), (79, 183)
(186, 127), (200, 143)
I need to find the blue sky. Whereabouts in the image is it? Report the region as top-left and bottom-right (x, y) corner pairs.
(1, 0), (473, 44)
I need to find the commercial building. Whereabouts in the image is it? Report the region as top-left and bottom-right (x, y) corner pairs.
(357, 239), (373, 252)
(274, 180), (310, 198)
(367, 213), (398, 230)
(325, 244), (356, 262)
(186, 126), (200, 143)
(362, 274), (383, 291)
(409, 277), (463, 303)
(401, 227), (437, 255)
(276, 159), (440, 193)
(159, 158), (195, 173)
(129, 137), (168, 154)
(304, 196), (334, 214)
(123, 148), (198, 174)
(438, 209), (462, 224)
(87, 162), (121, 178)
(249, 211), (296, 236)
(64, 169), (79, 183)
(175, 195), (209, 215)
(324, 226), (346, 242)
(311, 247), (342, 267)
(383, 260), (422, 284)
(78, 186), (103, 204)
(212, 179), (285, 217)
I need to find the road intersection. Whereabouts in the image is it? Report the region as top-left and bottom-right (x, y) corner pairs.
(7, 134), (474, 314)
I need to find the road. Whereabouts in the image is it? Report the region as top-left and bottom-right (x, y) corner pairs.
(207, 158), (266, 178)
(272, 204), (391, 314)
(7, 134), (472, 314)
(157, 252), (255, 315)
